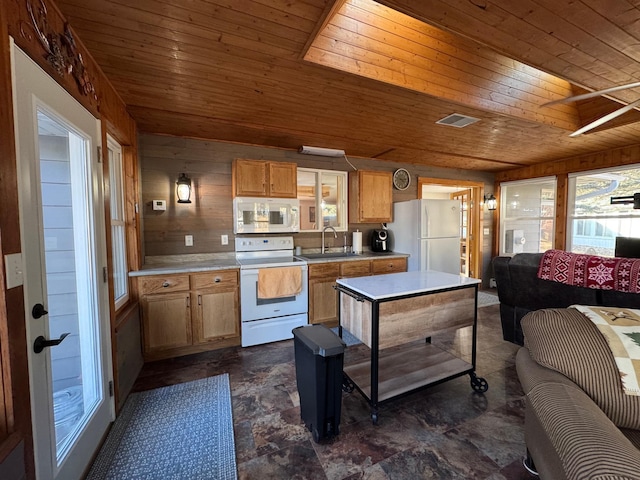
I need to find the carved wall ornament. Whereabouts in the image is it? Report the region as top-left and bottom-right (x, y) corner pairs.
(21, 0), (97, 101)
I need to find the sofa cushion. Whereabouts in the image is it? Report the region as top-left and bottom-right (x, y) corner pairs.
(526, 381), (640, 480)
(522, 308), (640, 430)
(493, 254), (598, 311)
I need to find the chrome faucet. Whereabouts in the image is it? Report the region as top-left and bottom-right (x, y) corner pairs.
(321, 226), (338, 254)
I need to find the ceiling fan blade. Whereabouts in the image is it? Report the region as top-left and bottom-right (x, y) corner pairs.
(543, 81), (640, 107)
(569, 97), (640, 137)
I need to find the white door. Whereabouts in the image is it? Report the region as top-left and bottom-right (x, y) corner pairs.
(11, 42), (113, 479)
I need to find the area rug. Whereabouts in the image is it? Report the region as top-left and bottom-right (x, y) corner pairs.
(86, 374), (237, 480)
(478, 291), (500, 308)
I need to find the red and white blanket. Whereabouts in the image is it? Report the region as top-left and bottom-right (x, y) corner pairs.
(538, 249), (640, 293)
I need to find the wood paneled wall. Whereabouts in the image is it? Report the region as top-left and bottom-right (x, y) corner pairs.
(139, 134), (495, 263)
(496, 144), (640, 183)
(1, 1), (140, 477)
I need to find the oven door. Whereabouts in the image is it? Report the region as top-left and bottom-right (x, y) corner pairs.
(240, 265), (308, 321)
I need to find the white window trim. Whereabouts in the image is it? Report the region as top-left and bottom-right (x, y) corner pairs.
(566, 164), (640, 255)
(107, 135), (129, 310)
(499, 176), (557, 256)
(297, 167), (348, 232)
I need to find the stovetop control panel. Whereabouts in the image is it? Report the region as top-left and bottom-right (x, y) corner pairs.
(235, 236), (294, 253)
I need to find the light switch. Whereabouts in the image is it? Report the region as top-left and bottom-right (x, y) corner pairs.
(4, 253), (24, 289)
(185, 235), (193, 246)
(483, 228), (490, 235)
(221, 235), (228, 245)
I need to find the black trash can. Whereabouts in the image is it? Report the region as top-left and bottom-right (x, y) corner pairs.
(293, 324), (346, 443)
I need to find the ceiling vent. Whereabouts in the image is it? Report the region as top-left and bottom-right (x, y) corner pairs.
(436, 113), (480, 128)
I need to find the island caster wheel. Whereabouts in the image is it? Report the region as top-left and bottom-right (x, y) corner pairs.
(470, 373), (489, 393)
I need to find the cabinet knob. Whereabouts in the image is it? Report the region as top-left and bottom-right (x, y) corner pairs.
(162, 282), (170, 288)
(214, 277), (221, 283)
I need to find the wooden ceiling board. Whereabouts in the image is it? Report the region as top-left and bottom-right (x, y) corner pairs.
(306, 1), (581, 129)
(53, 0), (640, 172)
(381, 0), (640, 100)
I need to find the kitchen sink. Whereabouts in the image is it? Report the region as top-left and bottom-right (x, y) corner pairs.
(300, 252), (361, 260)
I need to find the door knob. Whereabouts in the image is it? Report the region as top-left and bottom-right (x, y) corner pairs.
(33, 333), (70, 354)
(32, 303), (48, 319)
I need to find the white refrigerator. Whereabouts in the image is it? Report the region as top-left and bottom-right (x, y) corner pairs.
(388, 199), (461, 274)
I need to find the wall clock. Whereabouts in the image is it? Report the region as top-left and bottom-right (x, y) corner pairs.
(393, 168), (411, 190)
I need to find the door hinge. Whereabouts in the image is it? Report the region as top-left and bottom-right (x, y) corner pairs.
(109, 380), (114, 397)
(97, 146), (103, 163)
(135, 202), (139, 214)
(103, 266), (108, 283)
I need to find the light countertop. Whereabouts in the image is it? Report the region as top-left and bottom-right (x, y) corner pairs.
(129, 251), (409, 277)
(297, 251), (409, 264)
(336, 270), (480, 300)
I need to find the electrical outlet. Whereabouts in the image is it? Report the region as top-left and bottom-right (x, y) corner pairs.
(221, 234), (228, 245)
(185, 235), (193, 246)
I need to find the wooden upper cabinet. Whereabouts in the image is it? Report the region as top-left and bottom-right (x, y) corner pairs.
(232, 159), (297, 198)
(349, 170), (393, 223)
(268, 161), (297, 197)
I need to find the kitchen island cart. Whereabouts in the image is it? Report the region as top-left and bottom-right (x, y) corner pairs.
(336, 270), (486, 424)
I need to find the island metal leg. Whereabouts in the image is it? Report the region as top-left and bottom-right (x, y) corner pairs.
(469, 284), (488, 393)
(370, 301), (379, 424)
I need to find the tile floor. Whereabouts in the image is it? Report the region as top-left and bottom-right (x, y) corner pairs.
(132, 302), (536, 479)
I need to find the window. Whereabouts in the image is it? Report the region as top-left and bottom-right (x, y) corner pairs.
(567, 165), (640, 256)
(499, 177), (556, 255)
(297, 168), (348, 232)
(107, 136), (128, 308)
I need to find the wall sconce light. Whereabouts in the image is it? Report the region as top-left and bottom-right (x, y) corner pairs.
(176, 173), (192, 204)
(484, 194), (497, 211)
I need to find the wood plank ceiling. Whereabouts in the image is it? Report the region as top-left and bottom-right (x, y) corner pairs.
(53, 0), (640, 172)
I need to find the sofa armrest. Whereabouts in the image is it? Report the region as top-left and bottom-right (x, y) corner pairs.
(526, 381), (640, 480)
(516, 347), (577, 394)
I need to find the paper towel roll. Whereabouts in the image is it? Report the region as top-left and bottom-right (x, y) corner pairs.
(352, 230), (362, 254)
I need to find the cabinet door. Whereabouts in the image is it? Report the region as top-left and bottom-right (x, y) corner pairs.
(233, 159), (268, 197)
(349, 170), (393, 223)
(192, 288), (239, 344)
(269, 161), (297, 198)
(309, 277), (338, 326)
(371, 257), (407, 274)
(340, 260), (371, 278)
(141, 293), (192, 352)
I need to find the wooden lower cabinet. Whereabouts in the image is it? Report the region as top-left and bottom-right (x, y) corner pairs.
(371, 257), (407, 274)
(138, 269), (240, 360)
(309, 262), (340, 327)
(308, 258), (406, 327)
(192, 289), (239, 344)
(141, 292), (192, 352)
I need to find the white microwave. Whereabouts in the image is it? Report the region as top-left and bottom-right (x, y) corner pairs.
(233, 197), (300, 234)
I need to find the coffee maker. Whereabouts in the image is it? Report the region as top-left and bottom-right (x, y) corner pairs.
(371, 229), (390, 252)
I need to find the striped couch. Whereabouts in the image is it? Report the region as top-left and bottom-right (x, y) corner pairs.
(517, 308), (640, 479)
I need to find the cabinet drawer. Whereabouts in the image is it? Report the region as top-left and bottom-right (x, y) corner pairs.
(309, 262), (340, 279)
(138, 274), (190, 295)
(371, 257), (407, 274)
(340, 260), (371, 278)
(190, 270), (238, 290)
